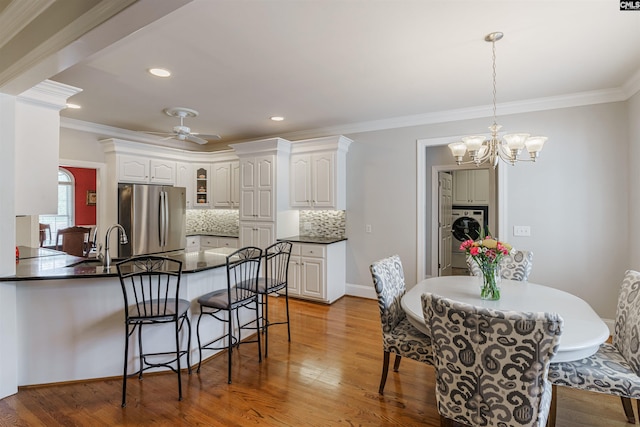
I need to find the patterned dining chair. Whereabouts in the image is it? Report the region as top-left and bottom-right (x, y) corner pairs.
(466, 249), (533, 281)
(422, 292), (563, 427)
(370, 255), (433, 395)
(548, 269), (640, 425)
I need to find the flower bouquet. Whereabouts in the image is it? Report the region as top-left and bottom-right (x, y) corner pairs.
(460, 232), (513, 300)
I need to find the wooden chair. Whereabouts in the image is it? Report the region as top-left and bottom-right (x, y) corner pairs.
(369, 255), (433, 395)
(55, 226), (91, 257)
(422, 292), (563, 427)
(39, 223), (51, 247)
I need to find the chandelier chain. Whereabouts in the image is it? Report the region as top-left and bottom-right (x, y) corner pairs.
(491, 39), (498, 129)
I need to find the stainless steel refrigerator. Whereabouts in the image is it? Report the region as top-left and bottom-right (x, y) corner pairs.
(118, 183), (186, 257)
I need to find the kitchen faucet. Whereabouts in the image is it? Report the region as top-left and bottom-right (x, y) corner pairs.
(98, 224), (128, 269)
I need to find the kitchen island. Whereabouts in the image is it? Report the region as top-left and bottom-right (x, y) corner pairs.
(1, 247), (244, 388)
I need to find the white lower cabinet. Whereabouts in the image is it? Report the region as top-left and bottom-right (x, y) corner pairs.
(218, 237), (238, 249)
(286, 240), (346, 304)
(186, 236), (200, 252)
(185, 235), (238, 252)
(239, 222), (274, 249)
(200, 236), (219, 249)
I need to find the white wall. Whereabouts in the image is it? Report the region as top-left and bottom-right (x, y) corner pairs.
(629, 91), (640, 269)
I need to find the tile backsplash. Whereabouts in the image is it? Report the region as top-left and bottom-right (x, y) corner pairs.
(299, 210), (346, 238)
(186, 209), (346, 239)
(186, 209), (239, 236)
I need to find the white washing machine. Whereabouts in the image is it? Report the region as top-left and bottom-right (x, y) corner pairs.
(451, 207), (486, 269)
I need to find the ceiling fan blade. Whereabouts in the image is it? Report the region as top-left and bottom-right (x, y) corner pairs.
(185, 134), (208, 145)
(141, 131), (174, 136)
(193, 133), (221, 141)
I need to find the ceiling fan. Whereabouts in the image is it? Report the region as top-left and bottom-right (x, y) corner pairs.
(144, 107), (220, 145)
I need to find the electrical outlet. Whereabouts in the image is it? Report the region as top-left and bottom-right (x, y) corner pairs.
(513, 225), (531, 237)
(303, 222), (312, 232)
(365, 224), (372, 233)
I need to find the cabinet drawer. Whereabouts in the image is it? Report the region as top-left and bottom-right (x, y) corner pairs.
(299, 244), (325, 258)
(201, 236), (219, 248)
(218, 237), (238, 248)
(291, 244), (301, 257)
(186, 236), (200, 251)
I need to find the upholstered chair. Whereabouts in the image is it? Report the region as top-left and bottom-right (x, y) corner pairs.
(466, 249), (533, 281)
(422, 292), (563, 427)
(370, 255), (433, 395)
(548, 269), (640, 424)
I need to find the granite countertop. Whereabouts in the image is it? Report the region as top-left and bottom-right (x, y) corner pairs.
(278, 235), (347, 244)
(3, 247), (232, 282)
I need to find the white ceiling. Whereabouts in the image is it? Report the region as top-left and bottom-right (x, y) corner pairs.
(46, 0), (640, 150)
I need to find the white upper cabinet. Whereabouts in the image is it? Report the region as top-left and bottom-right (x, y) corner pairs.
(118, 155), (176, 185)
(212, 160), (240, 209)
(291, 152), (335, 209)
(175, 162), (193, 208)
(290, 135), (352, 210)
(193, 164), (211, 207)
(452, 169), (490, 205)
(238, 155), (275, 221)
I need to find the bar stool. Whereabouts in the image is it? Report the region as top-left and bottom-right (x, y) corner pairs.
(256, 241), (293, 357)
(196, 246), (262, 383)
(116, 256), (192, 407)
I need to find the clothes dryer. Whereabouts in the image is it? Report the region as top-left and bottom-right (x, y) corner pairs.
(451, 207), (486, 268)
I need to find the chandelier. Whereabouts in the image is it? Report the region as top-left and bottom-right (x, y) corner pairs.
(448, 32), (547, 168)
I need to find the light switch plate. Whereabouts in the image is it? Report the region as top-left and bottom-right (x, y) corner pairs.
(513, 225), (531, 237)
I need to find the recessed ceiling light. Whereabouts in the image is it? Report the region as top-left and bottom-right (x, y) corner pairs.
(148, 68), (171, 77)
(66, 103), (81, 109)
(270, 116), (284, 121)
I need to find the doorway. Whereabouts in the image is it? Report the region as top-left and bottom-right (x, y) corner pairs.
(416, 137), (507, 281)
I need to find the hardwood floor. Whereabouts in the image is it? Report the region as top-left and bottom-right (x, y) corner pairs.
(0, 296), (632, 426)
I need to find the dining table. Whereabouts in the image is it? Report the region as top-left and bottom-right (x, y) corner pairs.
(401, 275), (610, 363)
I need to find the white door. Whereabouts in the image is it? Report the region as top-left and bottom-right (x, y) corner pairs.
(438, 172), (453, 276)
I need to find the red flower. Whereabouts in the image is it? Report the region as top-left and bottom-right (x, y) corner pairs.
(469, 247), (480, 256)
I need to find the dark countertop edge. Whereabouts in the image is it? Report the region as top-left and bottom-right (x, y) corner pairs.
(186, 233), (239, 238)
(278, 236), (347, 245)
(1, 252), (228, 282)
(1, 264), (226, 282)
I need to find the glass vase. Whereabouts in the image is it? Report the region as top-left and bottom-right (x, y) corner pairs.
(479, 262), (501, 300)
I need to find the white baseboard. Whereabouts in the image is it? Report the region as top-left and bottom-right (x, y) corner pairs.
(346, 282), (376, 299)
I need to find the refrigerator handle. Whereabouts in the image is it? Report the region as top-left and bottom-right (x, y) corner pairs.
(163, 190), (169, 247)
(159, 191), (166, 247)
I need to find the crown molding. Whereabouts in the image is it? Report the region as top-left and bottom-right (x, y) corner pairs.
(279, 86), (629, 140)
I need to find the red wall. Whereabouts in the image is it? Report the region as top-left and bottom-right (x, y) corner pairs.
(65, 167), (96, 226)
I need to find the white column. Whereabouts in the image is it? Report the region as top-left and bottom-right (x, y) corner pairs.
(0, 93), (18, 398)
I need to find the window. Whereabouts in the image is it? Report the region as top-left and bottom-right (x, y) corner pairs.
(39, 168), (75, 246)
